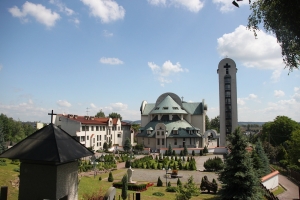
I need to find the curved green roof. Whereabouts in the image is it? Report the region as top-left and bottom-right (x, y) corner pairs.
(150, 95), (187, 114)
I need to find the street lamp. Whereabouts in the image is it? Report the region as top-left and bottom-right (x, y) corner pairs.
(90, 155), (98, 178)
(162, 166), (171, 187)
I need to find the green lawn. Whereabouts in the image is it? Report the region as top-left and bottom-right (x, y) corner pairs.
(272, 185), (285, 196)
(78, 169), (218, 200)
(0, 159), (19, 200)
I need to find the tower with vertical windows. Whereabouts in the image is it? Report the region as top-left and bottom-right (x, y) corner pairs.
(218, 58), (238, 146)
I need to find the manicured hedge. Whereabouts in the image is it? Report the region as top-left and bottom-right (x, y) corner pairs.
(112, 182), (153, 191)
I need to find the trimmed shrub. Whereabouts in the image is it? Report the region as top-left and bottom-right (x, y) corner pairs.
(203, 146), (208, 154)
(108, 171), (114, 182)
(200, 150), (203, 156)
(153, 192), (164, 196)
(167, 181), (171, 187)
(177, 178), (182, 187)
(166, 186), (177, 192)
(157, 176), (163, 187)
(203, 156), (224, 171)
(192, 150), (195, 156)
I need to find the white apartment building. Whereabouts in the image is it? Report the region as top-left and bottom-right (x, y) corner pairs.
(53, 114), (133, 151)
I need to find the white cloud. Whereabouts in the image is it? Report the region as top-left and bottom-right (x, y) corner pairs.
(81, 0), (125, 23)
(57, 100), (71, 107)
(90, 103), (97, 108)
(212, 0), (248, 13)
(148, 0), (204, 12)
(148, 0), (167, 6)
(100, 57), (124, 65)
(49, 0), (74, 16)
(292, 87), (300, 102)
(238, 93), (260, 106)
(103, 30), (113, 37)
(69, 18), (80, 25)
(110, 102), (128, 110)
(237, 98), (245, 106)
(8, 1), (60, 28)
(148, 60), (188, 86)
(217, 25), (285, 80)
(271, 69), (282, 82)
(217, 25), (284, 70)
(274, 90), (285, 98)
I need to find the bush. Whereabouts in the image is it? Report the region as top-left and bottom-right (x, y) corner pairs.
(125, 160), (131, 168)
(167, 181), (171, 187)
(108, 171), (114, 182)
(192, 150), (195, 156)
(166, 186), (177, 192)
(203, 156), (223, 172)
(200, 150), (203, 156)
(153, 192), (165, 196)
(203, 146), (208, 154)
(177, 178), (182, 186)
(99, 176), (102, 181)
(157, 176), (163, 187)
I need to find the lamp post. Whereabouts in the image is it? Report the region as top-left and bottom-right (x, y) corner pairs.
(163, 166), (171, 187)
(90, 155), (98, 178)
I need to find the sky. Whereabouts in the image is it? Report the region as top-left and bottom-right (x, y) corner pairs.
(0, 0), (299, 124)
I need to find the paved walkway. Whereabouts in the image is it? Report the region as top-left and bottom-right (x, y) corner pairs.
(277, 174), (299, 200)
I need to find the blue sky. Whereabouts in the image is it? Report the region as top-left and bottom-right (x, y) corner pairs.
(0, 0), (299, 123)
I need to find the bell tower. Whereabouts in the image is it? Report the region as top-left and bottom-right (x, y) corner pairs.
(217, 58), (238, 147)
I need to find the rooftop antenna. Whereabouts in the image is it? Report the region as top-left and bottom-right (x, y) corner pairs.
(86, 107), (89, 116)
(48, 110), (57, 124)
(181, 96), (184, 102)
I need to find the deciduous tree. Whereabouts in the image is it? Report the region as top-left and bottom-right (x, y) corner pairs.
(95, 110), (105, 118)
(108, 112), (122, 121)
(123, 138), (132, 153)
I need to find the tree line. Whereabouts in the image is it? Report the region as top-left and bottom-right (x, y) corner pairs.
(0, 113), (38, 153)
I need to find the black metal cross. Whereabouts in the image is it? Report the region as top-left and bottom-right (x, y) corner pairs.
(224, 63), (231, 74)
(48, 110), (57, 124)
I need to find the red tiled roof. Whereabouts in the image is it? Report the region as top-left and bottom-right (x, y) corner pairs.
(58, 114), (118, 125)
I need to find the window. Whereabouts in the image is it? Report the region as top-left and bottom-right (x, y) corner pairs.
(100, 135), (102, 140)
(105, 135), (107, 140)
(190, 138), (192, 144)
(59, 117), (61, 121)
(83, 126), (89, 131)
(96, 126), (99, 131)
(87, 136), (89, 140)
(93, 138), (95, 143)
(118, 126), (120, 131)
(225, 91), (231, 97)
(97, 135), (99, 141)
(81, 136), (85, 142)
(117, 134), (121, 138)
(157, 131), (160, 136)
(162, 139), (165, 145)
(155, 107), (159, 110)
(100, 126), (102, 131)
(225, 98), (231, 104)
(157, 139), (160, 145)
(225, 84), (231, 90)
(82, 126), (85, 131)
(103, 126), (105, 131)
(163, 107), (168, 110)
(161, 131), (164, 135)
(172, 107), (179, 110)
(174, 138), (177, 145)
(173, 130), (177, 135)
(91, 126), (94, 131)
(100, 142), (102, 146)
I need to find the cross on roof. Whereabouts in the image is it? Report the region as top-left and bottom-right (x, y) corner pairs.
(48, 110), (57, 124)
(224, 63), (231, 74)
(224, 63), (231, 69)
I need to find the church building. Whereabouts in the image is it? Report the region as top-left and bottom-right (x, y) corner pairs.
(136, 92), (208, 151)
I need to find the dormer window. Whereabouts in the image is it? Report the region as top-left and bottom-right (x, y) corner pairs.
(147, 130), (151, 134)
(157, 131), (160, 136)
(163, 107), (168, 110)
(155, 107), (159, 110)
(172, 107), (178, 110)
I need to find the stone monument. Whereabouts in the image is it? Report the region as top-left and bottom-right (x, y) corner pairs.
(127, 166), (136, 183)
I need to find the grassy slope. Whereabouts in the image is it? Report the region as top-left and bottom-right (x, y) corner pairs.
(0, 159), (19, 200)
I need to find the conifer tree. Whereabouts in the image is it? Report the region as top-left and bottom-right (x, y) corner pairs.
(0, 123), (6, 154)
(183, 144), (188, 156)
(168, 143), (172, 156)
(203, 146), (208, 154)
(157, 176), (163, 187)
(255, 139), (270, 176)
(108, 171), (114, 182)
(219, 128), (262, 199)
(121, 174), (128, 200)
(177, 178), (182, 187)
